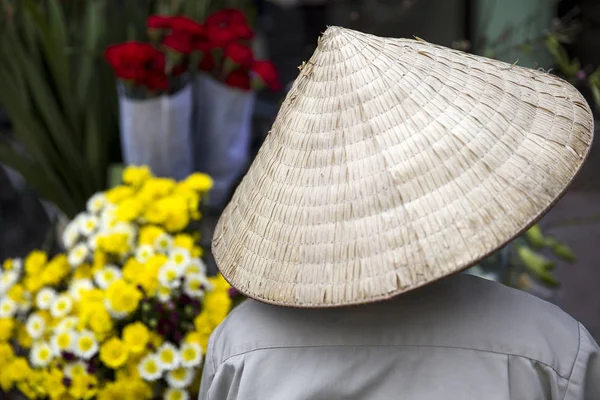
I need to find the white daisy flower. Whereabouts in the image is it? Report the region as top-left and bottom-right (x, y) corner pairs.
(68, 279), (94, 301)
(30, 342), (53, 368)
(87, 192), (107, 214)
(138, 354), (163, 381)
(88, 233), (101, 250)
(73, 330), (98, 360)
(136, 245), (155, 264)
(93, 265), (121, 290)
(179, 343), (203, 368)
(183, 274), (209, 299)
(100, 206), (118, 230)
(64, 361), (88, 378)
(157, 342), (180, 371)
(185, 258), (206, 276)
(56, 316), (79, 332)
(36, 287), (57, 310)
(0, 297), (16, 318)
(79, 214), (100, 236)
(62, 221), (80, 250)
(68, 243), (90, 268)
(50, 294), (73, 318)
(164, 388), (189, 400)
(50, 329), (76, 355)
(112, 222), (137, 244)
(158, 262), (184, 289)
(154, 233), (174, 253)
(169, 248), (191, 269)
(166, 367), (194, 389)
(156, 286), (172, 303)
(5, 258), (23, 273)
(26, 313), (46, 339)
(0, 271), (18, 294)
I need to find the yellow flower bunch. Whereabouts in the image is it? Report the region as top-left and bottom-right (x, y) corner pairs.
(0, 166), (238, 399)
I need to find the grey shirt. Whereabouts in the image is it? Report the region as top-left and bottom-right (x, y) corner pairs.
(199, 274), (600, 399)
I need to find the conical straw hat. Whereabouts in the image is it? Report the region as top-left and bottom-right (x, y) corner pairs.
(213, 26), (594, 307)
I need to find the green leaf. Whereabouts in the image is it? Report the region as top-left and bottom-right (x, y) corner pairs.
(516, 245), (558, 287)
(78, 0), (103, 105)
(544, 237), (576, 263)
(22, 0), (80, 135)
(524, 225), (545, 248)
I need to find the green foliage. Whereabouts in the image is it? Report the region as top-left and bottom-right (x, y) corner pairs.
(0, 0), (160, 218)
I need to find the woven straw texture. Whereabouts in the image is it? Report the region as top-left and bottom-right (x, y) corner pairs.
(213, 26), (594, 307)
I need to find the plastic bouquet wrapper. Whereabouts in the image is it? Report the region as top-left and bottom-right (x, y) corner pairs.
(0, 166), (235, 400)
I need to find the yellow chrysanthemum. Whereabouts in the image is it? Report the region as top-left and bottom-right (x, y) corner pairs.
(69, 373), (98, 400)
(122, 165), (152, 187)
(93, 250), (108, 272)
(96, 381), (124, 400)
(181, 172), (213, 192)
(138, 225), (165, 246)
(139, 177), (176, 199)
(17, 323), (32, 348)
(105, 185), (135, 204)
(73, 264), (93, 280)
(23, 275), (44, 294)
(0, 342), (14, 364)
(43, 368), (66, 400)
(115, 197), (144, 222)
(173, 234), (195, 251)
(191, 246), (204, 258)
(0, 318), (15, 341)
(40, 254), (70, 286)
(88, 307), (113, 340)
(97, 232), (131, 257)
(123, 322), (150, 355)
(105, 280), (142, 317)
(0, 356), (29, 392)
(125, 378), (153, 399)
(100, 337), (129, 369)
(203, 290), (232, 324)
(25, 250), (47, 276)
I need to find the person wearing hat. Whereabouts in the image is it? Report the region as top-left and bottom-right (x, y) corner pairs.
(199, 27), (599, 399)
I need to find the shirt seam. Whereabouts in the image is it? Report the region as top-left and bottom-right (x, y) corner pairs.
(562, 322), (583, 400)
(217, 343), (571, 379)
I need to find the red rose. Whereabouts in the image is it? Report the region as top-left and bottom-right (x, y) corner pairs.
(105, 42), (169, 90)
(105, 42), (162, 81)
(147, 15), (173, 30)
(251, 60), (281, 91)
(163, 31), (195, 54)
(225, 69), (251, 91)
(224, 42), (254, 68)
(205, 8), (253, 46)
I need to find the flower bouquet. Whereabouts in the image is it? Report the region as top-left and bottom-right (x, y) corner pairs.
(0, 166), (234, 400)
(105, 36), (194, 180)
(147, 9), (281, 209)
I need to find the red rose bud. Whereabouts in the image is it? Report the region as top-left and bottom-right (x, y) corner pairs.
(251, 60), (281, 91)
(226, 70), (251, 91)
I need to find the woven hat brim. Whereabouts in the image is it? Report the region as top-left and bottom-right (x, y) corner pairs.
(213, 27), (594, 308)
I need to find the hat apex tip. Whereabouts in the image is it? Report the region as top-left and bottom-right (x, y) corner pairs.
(318, 26), (352, 49)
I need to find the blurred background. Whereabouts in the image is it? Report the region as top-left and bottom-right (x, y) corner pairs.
(0, 0), (598, 337)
